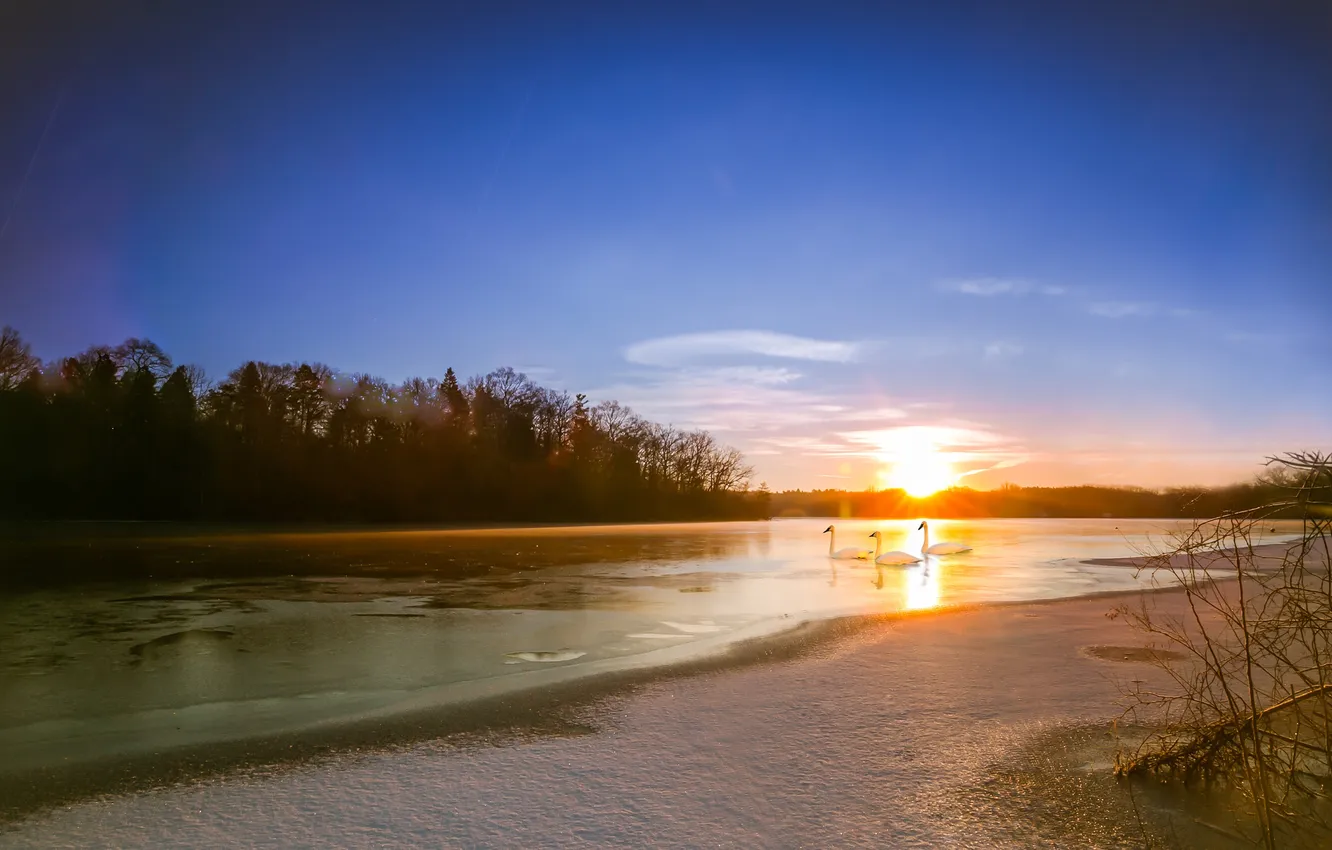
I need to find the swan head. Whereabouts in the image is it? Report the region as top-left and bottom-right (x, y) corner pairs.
(917, 521), (927, 531)
(823, 525), (833, 534)
(868, 531), (881, 539)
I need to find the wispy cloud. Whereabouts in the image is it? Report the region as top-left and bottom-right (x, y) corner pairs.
(938, 277), (1066, 297)
(624, 330), (863, 367)
(592, 368), (906, 434)
(840, 424), (1014, 454)
(515, 365), (560, 384)
(705, 366), (802, 385)
(1088, 301), (1199, 320)
(603, 329), (915, 437)
(839, 424), (1032, 477)
(746, 422), (1031, 484)
(984, 341), (1023, 360)
(1088, 301), (1157, 318)
(608, 328), (1039, 487)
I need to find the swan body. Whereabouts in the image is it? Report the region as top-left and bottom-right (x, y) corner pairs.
(869, 531), (922, 565)
(918, 520), (971, 555)
(824, 525), (871, 560)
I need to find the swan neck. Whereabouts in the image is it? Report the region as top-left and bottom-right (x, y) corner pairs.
(921, 523), (930, 552)
(873, 535), (882, 558)
(828, 528), (834, 556)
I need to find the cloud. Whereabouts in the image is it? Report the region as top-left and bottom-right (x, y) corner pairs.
(591, 367), (906, 435)
(840, 424), (1013, 455)
(1088, 301), (1199, 320)
(1088, 301), (1157, 318)
(752, 421), (1029, 471)
(983, 341), (1023, 360)
(514, 365), (560, 384)
(624, 330), (863, 367)
(752, 435), (865, 456)
(607, 328), (1021, 488)
(938, 278), (1066, 297)
(706, 366), (803, 385)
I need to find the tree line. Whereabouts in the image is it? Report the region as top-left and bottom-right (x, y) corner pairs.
(0, 327), (767, 522)
(772, 478), (1308, 520)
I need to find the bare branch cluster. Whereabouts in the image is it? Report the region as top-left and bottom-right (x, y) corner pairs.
(1114, 451), (1332, 848)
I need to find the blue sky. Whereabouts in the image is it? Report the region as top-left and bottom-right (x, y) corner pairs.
(2, 1), (1329, 489)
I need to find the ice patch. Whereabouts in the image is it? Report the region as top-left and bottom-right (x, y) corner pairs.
(503, 650), (587, 663)
(660, 621), (725, 634)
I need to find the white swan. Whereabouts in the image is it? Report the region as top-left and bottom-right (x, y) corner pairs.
(918, 520), (971, 555)
(869, 530), (922, 565)
(824, 525), (871, 560)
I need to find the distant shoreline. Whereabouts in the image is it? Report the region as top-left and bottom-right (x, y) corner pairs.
(0, 514), (1307, 536)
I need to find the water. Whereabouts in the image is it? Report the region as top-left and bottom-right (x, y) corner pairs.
(0, 518), (1296, 779)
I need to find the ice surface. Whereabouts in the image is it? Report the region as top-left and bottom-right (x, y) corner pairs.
(503, 650), (588, 663)
(1, 594), (1243, 848)
(0, 519), (1300, 793)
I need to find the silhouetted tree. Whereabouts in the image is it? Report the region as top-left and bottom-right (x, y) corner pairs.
(159, 366), (203, 517)
(0, 326), (39, 390)
(114, 338), (173, 382)
(0, 331), (767, 523)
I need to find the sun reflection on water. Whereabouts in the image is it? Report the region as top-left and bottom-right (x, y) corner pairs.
(903, 562), (941, 610)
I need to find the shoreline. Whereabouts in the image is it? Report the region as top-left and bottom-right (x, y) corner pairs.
(0, 578), (1205, 827)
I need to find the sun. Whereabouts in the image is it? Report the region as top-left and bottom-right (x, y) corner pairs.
(873, 427), (957, 497)
(891, 454), (955, 498)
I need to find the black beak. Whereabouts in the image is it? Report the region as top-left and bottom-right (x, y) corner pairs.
(917, 522), (924, 530)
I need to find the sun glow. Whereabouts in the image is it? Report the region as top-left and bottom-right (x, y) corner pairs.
(873, 427), (958, 497)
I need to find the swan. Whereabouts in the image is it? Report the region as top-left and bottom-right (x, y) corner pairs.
(824, 525), (871, 560)
(918, 520), (971, 555)
(869, 531), (922, 565)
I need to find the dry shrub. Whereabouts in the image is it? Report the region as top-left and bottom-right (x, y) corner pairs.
(1114, 452), (1332, 848)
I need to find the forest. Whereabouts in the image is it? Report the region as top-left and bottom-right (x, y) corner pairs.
(0, 327), (767, 522)
(772, 478), (1308, 520)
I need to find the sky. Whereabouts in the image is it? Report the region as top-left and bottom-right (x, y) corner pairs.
(2, 0), (1329, 491)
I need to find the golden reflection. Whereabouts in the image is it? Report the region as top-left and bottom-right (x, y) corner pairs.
(903, 562), (940, 610)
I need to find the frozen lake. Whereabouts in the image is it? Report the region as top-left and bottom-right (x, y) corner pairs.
(0, 518), (1298, 782)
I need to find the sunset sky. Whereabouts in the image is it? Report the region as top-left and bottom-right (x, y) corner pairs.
(2, 1), (1329, 490)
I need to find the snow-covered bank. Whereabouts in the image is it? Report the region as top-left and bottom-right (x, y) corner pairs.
(3, 587), (1246, 847)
